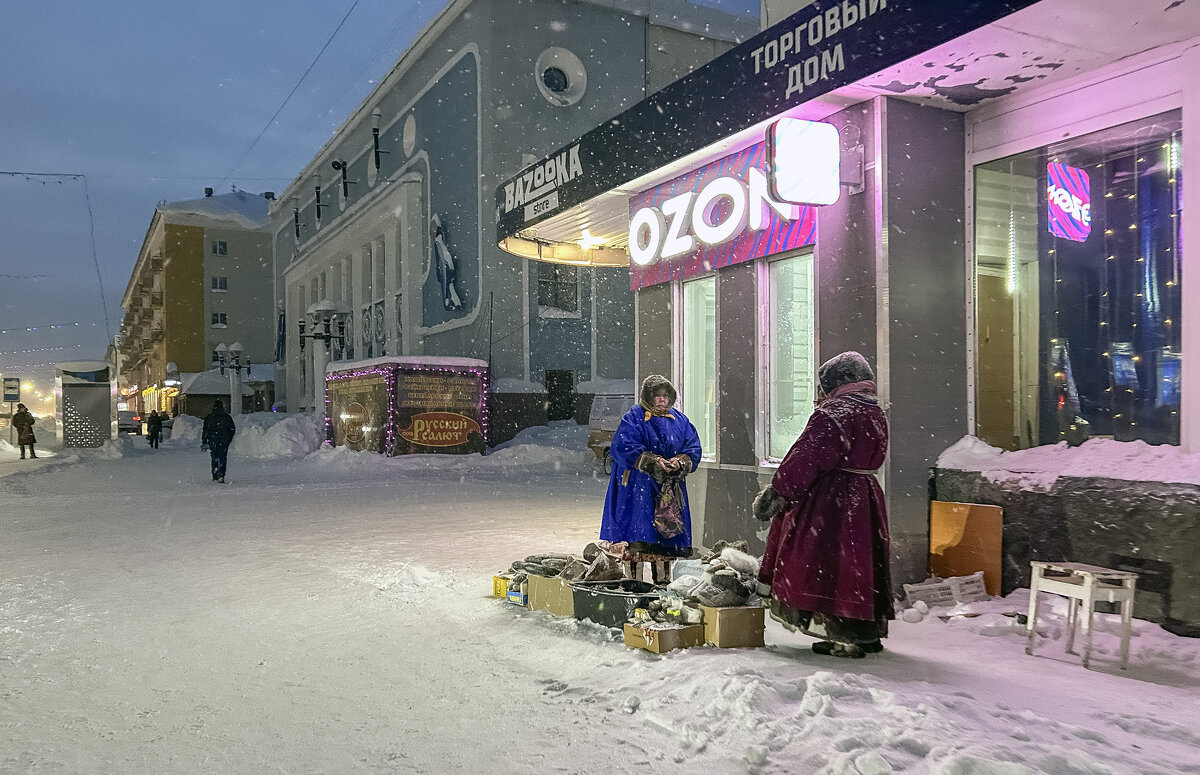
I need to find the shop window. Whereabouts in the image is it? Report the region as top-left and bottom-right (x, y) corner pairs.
(682, 276), (716, 457)
(767, 253), (816, 459)
(211, 312), (228, 328)
(211, 240), (227, 255)
(211, 276), (227, 292)
(974, 111), (1182, 450)
(538, 263), (579, 314)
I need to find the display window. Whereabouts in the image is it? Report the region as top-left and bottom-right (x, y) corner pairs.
(974, 111), (1182, 449)
(766, 251), (816, 460)
(681, 276), (717, 457)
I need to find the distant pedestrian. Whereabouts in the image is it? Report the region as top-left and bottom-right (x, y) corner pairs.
(12, 403), (37, 459)
(146, 410), (163, 449)
(201, 400), (236, 483)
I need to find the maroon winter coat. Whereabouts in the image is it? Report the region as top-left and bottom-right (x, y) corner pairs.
(759, 393), (894, 623)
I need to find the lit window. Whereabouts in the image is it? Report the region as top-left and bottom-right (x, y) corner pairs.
(682, 276), (716, 457)
(767, 254), (815, 459)
(974, 110), (1182, 449)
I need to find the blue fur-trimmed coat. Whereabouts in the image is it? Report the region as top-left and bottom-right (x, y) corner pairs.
(599, 405), (702, 551)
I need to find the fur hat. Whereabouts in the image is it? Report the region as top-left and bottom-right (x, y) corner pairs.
(818, 351), (875, 394)
(639, 374), (677, 411)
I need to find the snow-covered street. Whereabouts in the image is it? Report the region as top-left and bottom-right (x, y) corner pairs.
(3, 420), (1199, 774)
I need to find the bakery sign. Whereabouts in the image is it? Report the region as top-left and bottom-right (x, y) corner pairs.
(399, 411), (482, 447)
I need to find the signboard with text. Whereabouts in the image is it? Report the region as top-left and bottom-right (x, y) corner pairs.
(496, 0), (1041, 243)
(627, 140), (817, 289)
(3, 377), (19, 402)
(394, 367), (486, 455)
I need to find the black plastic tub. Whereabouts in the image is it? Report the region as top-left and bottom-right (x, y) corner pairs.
(569, 579), (660, 628)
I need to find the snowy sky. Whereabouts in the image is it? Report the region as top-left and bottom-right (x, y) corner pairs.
(0, 0), (757, 399)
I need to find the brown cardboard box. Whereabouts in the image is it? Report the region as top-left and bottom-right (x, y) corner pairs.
(623, 622), (705, 653)
(526, 574), (575, 617)
(699, 604), (765, 648)
(929, 500), (1003, 595)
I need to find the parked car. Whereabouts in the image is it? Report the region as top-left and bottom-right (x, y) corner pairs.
(117, 410), (142, 434)
(587, 394), (634, 475)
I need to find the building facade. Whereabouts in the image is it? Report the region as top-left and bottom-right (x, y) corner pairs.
(272, 0), (756, 440)
(495, 0), (1200, 587)
(118, 189), (275, 416)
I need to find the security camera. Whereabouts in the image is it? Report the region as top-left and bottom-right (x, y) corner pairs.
(331, 160), (344, 171)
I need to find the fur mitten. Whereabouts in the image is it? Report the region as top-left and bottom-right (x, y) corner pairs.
(635, 452), (670, 483)
(752, 485), (789, 522)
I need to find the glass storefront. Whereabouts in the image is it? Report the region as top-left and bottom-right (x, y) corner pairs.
(767, 252), (816, 459)
(975, 111), (1183, 449)
(682, 276), (717, 456)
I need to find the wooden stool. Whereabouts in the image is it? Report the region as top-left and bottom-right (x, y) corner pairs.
(1025, 561), (1138, 669)
(624, 553), (673, 584)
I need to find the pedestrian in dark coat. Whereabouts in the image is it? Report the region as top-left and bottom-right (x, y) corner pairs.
(201, 400), (236, 483)
(12, 403), (37, 459)
(146, 410), (163, 449)
(599, 375), (702, 568)
(755, 351), (894, 659)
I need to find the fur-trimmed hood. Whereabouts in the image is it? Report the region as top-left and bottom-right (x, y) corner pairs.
(818, 351), (875, 395)
(638, 374), (677, 412)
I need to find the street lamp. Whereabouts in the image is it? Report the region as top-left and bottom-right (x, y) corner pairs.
(214, 342), (252, 415)
(298, 298), (351, 416)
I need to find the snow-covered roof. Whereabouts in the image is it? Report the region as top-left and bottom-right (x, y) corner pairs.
(179, 370), (253, 396)
(156, 190), (271, 230)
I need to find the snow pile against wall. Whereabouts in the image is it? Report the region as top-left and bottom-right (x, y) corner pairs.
(166, 413), (324, 459)
(484, 421), (591, 470)
(166, 415), (203, 444)
(230, 414), (324, 459)
(938, 435), (1200, 490)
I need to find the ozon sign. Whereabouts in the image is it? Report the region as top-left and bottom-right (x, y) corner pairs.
(629, 167), (798, 266)
(627, 119), (836, 271)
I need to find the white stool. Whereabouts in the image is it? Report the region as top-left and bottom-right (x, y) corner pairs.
(1025, 561), (1138, 669)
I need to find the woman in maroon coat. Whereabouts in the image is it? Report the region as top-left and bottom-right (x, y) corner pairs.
(755, 351), (894, 658)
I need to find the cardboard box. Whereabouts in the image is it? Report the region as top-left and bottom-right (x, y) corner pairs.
(929, 501), (1002, 595)
(623, 622), (705, 653)
(699, 604), (765, 648)
(526, 574), (575, 617)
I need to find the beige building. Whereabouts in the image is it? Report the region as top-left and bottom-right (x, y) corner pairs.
(118, 188), (275, 416)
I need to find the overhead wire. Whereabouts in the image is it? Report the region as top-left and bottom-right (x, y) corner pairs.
(219, 0), (364, 184)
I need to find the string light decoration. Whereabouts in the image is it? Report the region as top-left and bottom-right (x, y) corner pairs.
(324, 360), (491, 456)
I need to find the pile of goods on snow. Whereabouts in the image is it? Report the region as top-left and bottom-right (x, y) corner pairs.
(494, 539), (767, 652)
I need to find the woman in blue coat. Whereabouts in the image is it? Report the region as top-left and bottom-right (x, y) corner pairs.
(599, 375), (702, 563)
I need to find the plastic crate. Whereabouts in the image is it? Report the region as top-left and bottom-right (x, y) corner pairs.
(492, 574), (513, 598)
(570, 579), (659, 628)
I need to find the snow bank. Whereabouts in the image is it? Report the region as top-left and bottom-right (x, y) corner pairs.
(230, 414), (324, 459)
(167, 412), (324, 459)
(937, 435), (1200, 489)
(302, 420), (593, 476)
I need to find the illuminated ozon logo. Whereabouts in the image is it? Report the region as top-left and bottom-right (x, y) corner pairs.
(628, 167), (799, 266)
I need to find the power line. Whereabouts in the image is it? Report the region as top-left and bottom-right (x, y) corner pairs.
(0, 173), (113, 343)
(80, 176), (112, 343)
(220, 0), (364, 184)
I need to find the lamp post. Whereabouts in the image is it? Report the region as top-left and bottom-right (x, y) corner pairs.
(214, 342), (252, 415)
(298, 299), (351, 417)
